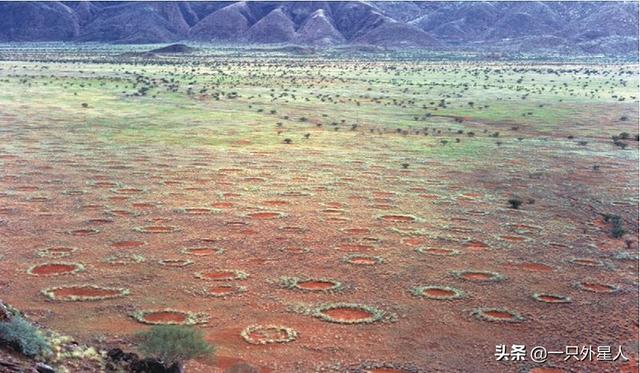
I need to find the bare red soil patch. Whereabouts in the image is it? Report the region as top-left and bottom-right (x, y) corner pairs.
(42, 285), (128, 301)
(84, 218), (114, 225)
(28, 262), (84, 276)
(297, 280), (336, 290)
(473, 308), (524, 323)
(205, 285), (245, 297)
(411, 285), (465, 300)
(342, 227), (370, 235)
(454, 270), (504, 282)
(211, 202), (234, 208)
(577, 281), (619, 293)
(343, 254), (384, 265)
(196, 269), (247, 281)
(464, 240), (488, 251)
(312, 303), (384, 324)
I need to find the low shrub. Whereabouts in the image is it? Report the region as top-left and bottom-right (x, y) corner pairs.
(0, 315), (51, 357)
(136, 325), (213, 369)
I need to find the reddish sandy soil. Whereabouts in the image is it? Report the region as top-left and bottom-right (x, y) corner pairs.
(0, 109), (638, 372)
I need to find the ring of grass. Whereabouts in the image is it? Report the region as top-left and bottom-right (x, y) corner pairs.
(376, 214), (422, 223)
(130, 309), (209, 325)
(325, 216), (351, 223)
(158, 258), (193, 267)
(279, 276), (343, 293)
(62, 189), (86, 196)
(175, 207), (221, 215)
(342, 254), (384, 265)
(496, 234), (531, 243)
(313, 303), (384, 324)
(110, 187), (146, 195)
(224, 220), (248, 227)
(452, 270), (505, 282)
(277, 191), (312, 197)
(506, 223), (542, 235)
(66, 228), (100, 236)
(36, 246), (78, 258)
(104, 253), (145, 265)
(568, 257), (604, 267)
(180, 247), (224, 256)
(532, 293), (572, 304)
(279, 247), (311, 254)
(244, 211), (287, 220)
(87, 180), (120, 188)
(26, 196), (50, 202)
(472, 308), (524, 323)
(192, 285), (247, 298)
(195, 269), (248, 281)
(133, 225), (180, 234)
(42, 284), (129, 301)
(416, 247), (460, 256)
(278, 226), (308, 234)
(27, 262), (85, 276)
(389, 227), (428, 236)
(410, 285), (465, 300)
(240, 325), (298, 345)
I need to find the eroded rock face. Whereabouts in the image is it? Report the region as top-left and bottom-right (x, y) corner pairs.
(0, 300), (10, 321)
(35, 363), (56, 373)
(108, 350), (182, 373)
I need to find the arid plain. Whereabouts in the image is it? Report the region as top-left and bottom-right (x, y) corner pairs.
(0, 46), (638, 372)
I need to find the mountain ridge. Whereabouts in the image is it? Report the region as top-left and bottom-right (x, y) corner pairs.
(0, 1), (637, 54)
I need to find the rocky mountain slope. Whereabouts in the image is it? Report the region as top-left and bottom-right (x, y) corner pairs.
(0, 1), (637, 54)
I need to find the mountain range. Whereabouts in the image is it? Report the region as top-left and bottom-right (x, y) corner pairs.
(0, 1), (637, 54)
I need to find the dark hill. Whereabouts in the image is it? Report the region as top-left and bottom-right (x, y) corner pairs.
(148, 43), (196, 54)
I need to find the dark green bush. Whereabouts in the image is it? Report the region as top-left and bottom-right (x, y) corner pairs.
(0, 316), (51, 357)
(508, 198), (523, 209)
(137, 325), (213, 367)
(603, 214), (625, 238)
